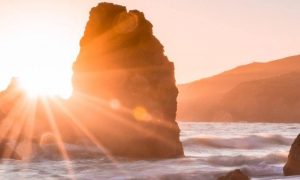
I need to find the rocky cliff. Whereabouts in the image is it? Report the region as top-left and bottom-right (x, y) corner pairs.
(71, 2), (183, 158)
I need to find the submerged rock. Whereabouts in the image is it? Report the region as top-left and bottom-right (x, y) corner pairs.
(71, 2), (183, 158)
(218, 169), (249, 180)
(284, 134), (300, 176)
(0, 140), (21, 160)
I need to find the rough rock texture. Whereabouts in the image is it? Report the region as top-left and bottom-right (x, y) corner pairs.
(71, 2), (183, 158)
(218, 169), (250, 180)
(284, 134), (300, 176)
(0, 79), (23, 159)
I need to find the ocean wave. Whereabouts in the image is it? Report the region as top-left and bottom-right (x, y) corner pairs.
(182, 134), (293, 149)
(242, 164), (283, 177)
(204, 153), (287, 167)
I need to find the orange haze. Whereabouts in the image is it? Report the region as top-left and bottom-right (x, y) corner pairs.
(1, 0), (300, 96)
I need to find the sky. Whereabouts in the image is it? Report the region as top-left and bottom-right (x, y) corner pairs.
(0, 0), (300, 93)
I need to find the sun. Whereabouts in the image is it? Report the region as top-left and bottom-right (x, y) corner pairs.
(0, 6), (78, 99)
(11, 34), (74, 99)
(19, 74), (72, 99)
(6, 32), (74, 99)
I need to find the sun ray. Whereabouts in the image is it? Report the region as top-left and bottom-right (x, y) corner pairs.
(50, 98), (130, 177)
(51, 98), (110, 155)
(20, 96), (38, 162)
(0, 94), (38, 162)
(40, 97), (76, 180)
(0, 95), (28, 141)
(1, 110), (25, 159)
(73, 91), (181, 151)
(74, 89), (177, 130)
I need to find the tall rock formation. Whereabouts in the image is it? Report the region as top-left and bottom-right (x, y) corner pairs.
(71, 3), (183, 158)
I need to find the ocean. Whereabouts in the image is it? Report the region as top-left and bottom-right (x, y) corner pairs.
(0, 122), (299, 180)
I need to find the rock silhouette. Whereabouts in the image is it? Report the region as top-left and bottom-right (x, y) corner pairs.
(0, 140), (21, 160)
(0, 78), (23, 118)
(284, 134), (300, 176)
(71, 2), (183, 158)
(178, 55), (300, 122)
(0, 78), (24, 160)
(218, 169), (249, 180)
(0, 3), (183, 159)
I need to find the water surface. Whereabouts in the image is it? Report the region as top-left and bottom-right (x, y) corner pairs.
(1, 122), (300, 180)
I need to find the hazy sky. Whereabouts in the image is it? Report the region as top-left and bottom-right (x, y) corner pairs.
(0, 0), (300, 91)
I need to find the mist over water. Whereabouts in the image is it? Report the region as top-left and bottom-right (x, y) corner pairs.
(0, 122), (300, 180)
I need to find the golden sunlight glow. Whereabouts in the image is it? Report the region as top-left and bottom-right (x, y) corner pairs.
(0, 2), (79, 98)
(133, 106), (152, 122)
(0, 23), (75, 99)
(8, 30), (74, 99)
(19, 74), (71, 99)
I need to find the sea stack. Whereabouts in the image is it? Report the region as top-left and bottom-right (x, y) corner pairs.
(71, 2), (183, 158)
(284, 134), (300, 176)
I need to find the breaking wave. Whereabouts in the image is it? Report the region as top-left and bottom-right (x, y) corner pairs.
(204, 153), (287, 167)
(183, 134), (293, 149)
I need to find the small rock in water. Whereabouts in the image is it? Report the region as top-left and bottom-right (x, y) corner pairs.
(218, 169), (249, 180)
(284, 134), (300, 176)
(0, 140), (21, 160)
